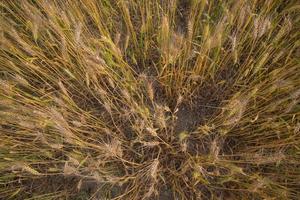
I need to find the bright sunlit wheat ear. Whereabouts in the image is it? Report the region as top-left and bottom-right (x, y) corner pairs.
(0, 0), (299, 199)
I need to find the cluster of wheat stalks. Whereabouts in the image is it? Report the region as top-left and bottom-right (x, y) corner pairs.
(0, 0), (299, 199)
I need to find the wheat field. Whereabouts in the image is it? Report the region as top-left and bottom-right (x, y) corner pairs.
(0, 0), (299, 199)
